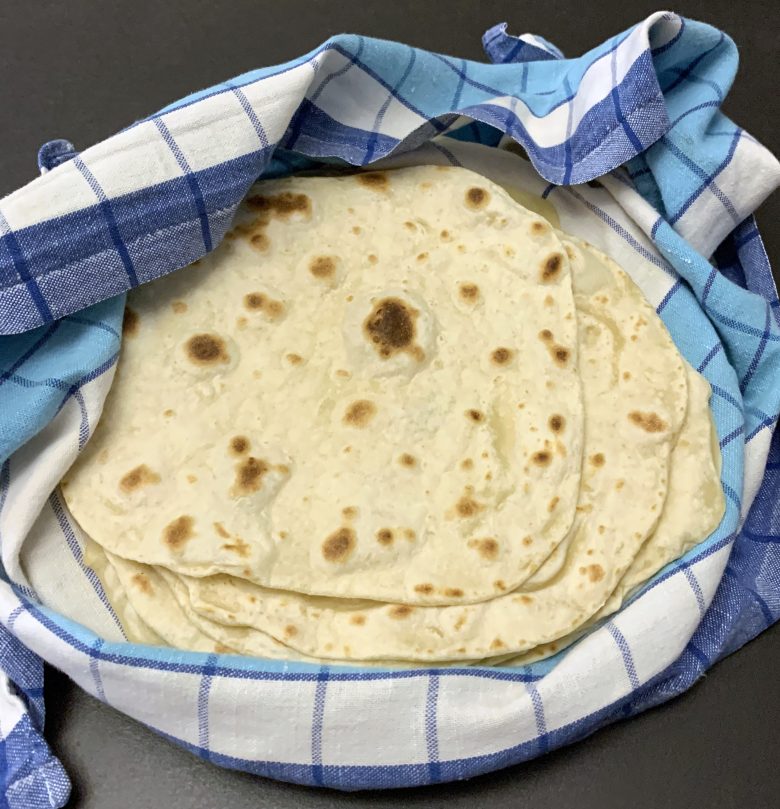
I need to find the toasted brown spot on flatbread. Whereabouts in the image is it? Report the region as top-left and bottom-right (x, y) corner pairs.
(186, 474), (197, 484)
(628, 411), (667, 433)
(522, 536), (533, 546)
(417, 252), (428, 262)
(322, 527), (356, 563)
(343, 399), (377, 428)
(531, 450), (552, 467)
(130, 573), (153, 595)
(590, 453), (605, 467)
(163, 515), (195, 551)
(163, 409), (174, 418)
(454, 615), (467, 631)
(440, 229), (450, 239)
(363, 297), (417, 359)
(469, 537), (499, 560)
(539, 329), (553, 342)
(250, 232), (270, 251)
(465, 187), (490, 209)
(541, 253), (564, 283)
(122, 307), (139, 337)
(368, 254), (378, 265)
(376, 528), (394, 546)
(230, 436), (250, 456)
(580, 564), (605, 582)
(459, 283), (480, 302)
(531, 220), (549, 235)
(491, 347), (514, 365)
(309, 255), (336, 279)
(350, 614), (366, 626)
(213, 522), (230, 539)
(119, 464), (161, 493)
(455, 494), (483, 518)
(494, 579), (507, 591)
(342, 506), (358, 520)
(389, 605), (414, 619)
(466, 409), (484, 423)
(352, 226), (362, 235)
(598, 525), (606, 535)
(615, 479), (625, 490)
(286, 353), (303, 365)
(186, 333), (229, 365)
(549, 344), (570, 366)
(623, 371), (632, 380)
(549, 414), (565, 433)
(171, 301), (187, 314)
(548, 496), (559, 512)
(357, 172), (389, 190)
(222, 537), (250, 557)
(460, 458), (474, 470)
(404, 529), (416, 542)
(246, 192), (311, 218)
(231, 457), (269, 497)
(490, 638), (506, 650)
(213, 643), (233, 654)
(283, 624), (298, 638)
(444, 587), (464, 598)
(414, 583), (434, 595)
(399, 453), (417, 468)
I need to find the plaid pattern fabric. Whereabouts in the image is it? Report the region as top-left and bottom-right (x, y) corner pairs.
(0, 12), (778, 799)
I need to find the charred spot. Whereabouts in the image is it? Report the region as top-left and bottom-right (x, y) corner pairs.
(444, 587), (464, 598)
(399, 453), (417, 468)
(531, 220), (549, 235)
(163, 515), (195, 551)
(466, 409), (484, 423)
(244, 292), (266, 310)
(459, 283), (480, 302)
(222, 537), (251, 557)
(309, 255), (336, 279)
(549, 414), (565, 433)
(171, 301), (187, 314)
(550, 344), (570, 366)
(119, 464), (161, 493)
(185, 333), (229, 365)
(122, 307), (139, 337)
(590, 453), (605, 467)
(455, 494), (483, 518)
(350, 614), (366, 626)
(491, 347), (514, 366)
(376, 528), (394, 546)
(230, 436), (250, 456)
(465, 186), (490, 209)
(250, 232), (270, 251)
(343, 399), (377, 428)
(246, 192), (311, 218)
(414, 583), (434, 595)
(322, 527), (356, 563)
(213, 522), (231, 539)
(130, 573), (154, 595)
(469, 537), (499, 560)
(231, 457), (269, 497)
(628, 411), (667, 433)
(388, 605), (414, 619)
(363, 297), (417, 358)
(531, 450), (552, 467)
(541, 253), (564, 283)
(357, 172), (389, 190)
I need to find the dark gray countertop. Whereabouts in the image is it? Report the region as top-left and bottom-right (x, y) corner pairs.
(2, 1), (778, 806)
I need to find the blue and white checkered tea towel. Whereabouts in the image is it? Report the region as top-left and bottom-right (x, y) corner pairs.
(1, 11), (779, 800)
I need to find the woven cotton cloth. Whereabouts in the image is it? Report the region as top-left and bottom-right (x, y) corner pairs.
(0, 11), (779, 800)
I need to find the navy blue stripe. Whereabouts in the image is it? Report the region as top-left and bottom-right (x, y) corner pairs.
(687, 641), (710, 670)
(706, 301), (780, 343)
(0, 322), (60, 387)
(656, 279), (682, 313)
(229, 85), (270, 147)
(682, 568), (706, 615)
(741, 527), (779, 544)
(701, 266), (718, 305)
(661, 32), (725, 96)
(668, 99), (721, 129)
(525, 680), (548, 753)
(697, 343), (722, 372)
(719, 424), (744, 448)
(0, 214), (53, 321)
(650, 17), (685, 57)
(607, 623), (640, 689)
(610, 42), (643, 152)
(197, 654), (219, 760)
(152, 120), (213, 252)
(365, 48), (416, 163)
(739, 307), (772, 393)
(723, 566), (774, 625)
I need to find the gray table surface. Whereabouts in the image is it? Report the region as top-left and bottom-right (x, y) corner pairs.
(1, 1), (778, 807)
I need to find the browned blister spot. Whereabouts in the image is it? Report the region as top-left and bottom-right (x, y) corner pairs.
(163, 516), (195, 551)
(230, 436), (250, 456)
(519, 594), (534, 604)
(363, 298), (419, 359)
(119, 464), (161, 494)
(466, 409), (484, 423)
(250, 233), (270, 251)
(598, 525), (606, 535)
(163, 409), (174, 418)
(286, 353), (303, 365)
(491, 347), (514, 366)
(367, 253), (378, 265)
(548, 414), (565, 433)
(623, 371), (632, 380)
(214, 643), (233, 654)
(231, 457), (270, 497)
(389, 605), (414, 619)
(615, 479), (625, 490)
(549, 344), (570, 367)
(213, 522), (230, 539)
(350, 614), (366, 626)
(494, 580), (507, 591)
(539, 329), (553, 342)
(444, 587), (464, 598)
(186, 333), (229, 366)
(465, 186), (490, 209)
(469, 537), (499, 560)
(171, 301), (187, 314)
(531, 450), (552, 467)
(357, 172), (389, 191)
(186, 474), (197, 484)
(460, 458), (474, 470)
(414, 583), (434, 595)
(309, 255), (336, 279)
(459, 282), (480, 302)
(531, 220), (549, 235)
(376, 528), (394, 546)
(540, 253), (564, 283)
(246, 192), (311, 218)
(404, 528), (416, 542)
(454, 615), (467, 631)
(122, 307), (139, 338)
(490, 638), (506, 650)
(440, 229), (450, 239)
(284, 625), (298, 638)
(455, 494), (483, 519)
(343, 399), (377, 428)
(548, 496), (559, 512)
(628, 411), (667, 433)
(352, 226), (362, 235)
(522, 536), (533, 547)
(399, 453), (417, 468)
(417, 252), (428, 262)
(590, 453), (605, 467)
(222, 537), (251, 557)
(322, 527), (356, 563)
(342, 506), (358, 520)
(131, 573), (153, 595)
(585, 564), (605, 582)
(243, 292), (285, 320)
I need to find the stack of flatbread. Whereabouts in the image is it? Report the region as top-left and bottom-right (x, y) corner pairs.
(59, 162), (724, 667)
